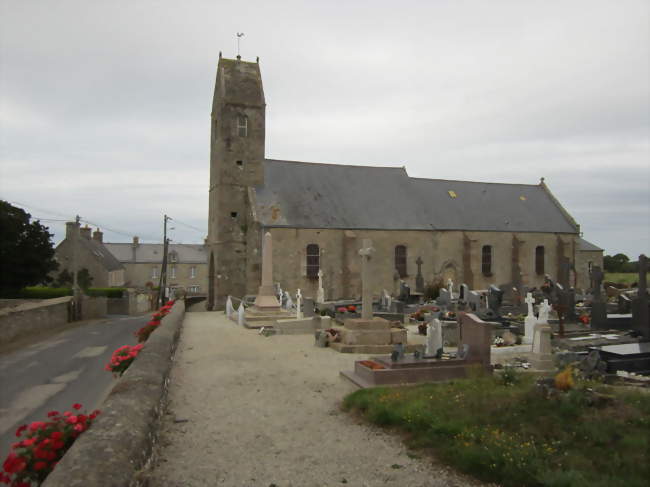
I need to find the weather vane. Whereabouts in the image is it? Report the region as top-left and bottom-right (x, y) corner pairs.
(236, 32), (244, 58)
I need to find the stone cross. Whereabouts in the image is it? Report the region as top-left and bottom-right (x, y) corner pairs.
(447, 279), (453, 298)
(254, 232), (281, 310)
(284, 290), (293, 310)
(415, 257), (424, 293)
(523, 292), (537, 344)
(591, 265), (604, 301)
(316, 269), (325, 304)
(538, 299), (550, 324)
(226, 295), (234, 318)
(525, 292), (535, 317)
(359, 239), (376, 320)
(632, 254), (648, 338)
(296, 289), (303, 319)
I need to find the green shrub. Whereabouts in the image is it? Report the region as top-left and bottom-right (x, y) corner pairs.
(18, 287), (73, 299)
(86, 287), (125, 298)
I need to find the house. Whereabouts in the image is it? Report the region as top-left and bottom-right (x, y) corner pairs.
(205, 55), (604, 309)
(55, 223), (125, 287)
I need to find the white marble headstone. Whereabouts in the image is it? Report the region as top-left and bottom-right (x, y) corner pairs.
(296, 289), (303, 319)
(426, 318), (443, 357)
(237, 302), (245, 327)
(523, 292), (536, 344)
(226, 295), (234, 318)
(284, 291), (293, 311)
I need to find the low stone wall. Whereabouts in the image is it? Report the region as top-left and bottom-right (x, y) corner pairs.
(43, 300), (185, 487)
(107, 296), (129, 315)
(0, 297), (72, 344)
(80, 295), (107, 320)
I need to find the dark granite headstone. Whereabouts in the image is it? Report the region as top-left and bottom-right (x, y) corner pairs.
(399, 281), (410, 302)
(618, 294), (632, 314)
(415, 257), (424, 294)
(590, 265), (607, 329)
(487, 285), (503, 315)
(631, 254), (649, 339)
(303, 298), (315, 317)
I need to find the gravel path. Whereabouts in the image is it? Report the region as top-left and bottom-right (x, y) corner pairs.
(148, 312), (488, 487)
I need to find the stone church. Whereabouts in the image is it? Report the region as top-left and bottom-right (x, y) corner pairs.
(206, 55), (602, 309)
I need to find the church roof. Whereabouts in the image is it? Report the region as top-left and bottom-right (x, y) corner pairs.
(253, 159), (579, 234)
(578, 238), (603, 252)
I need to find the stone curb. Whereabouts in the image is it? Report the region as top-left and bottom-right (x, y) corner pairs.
(42, 300), (186, 487)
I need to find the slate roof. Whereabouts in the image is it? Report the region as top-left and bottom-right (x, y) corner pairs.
(78, 238), (124, 271)
(253, 159), (580, 233)
(104, 243), (208, 264)
(578, 238), (603, 252)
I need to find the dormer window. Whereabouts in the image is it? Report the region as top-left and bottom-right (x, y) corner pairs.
(237, 115), (248, 137)
(169, 251), (178, 263)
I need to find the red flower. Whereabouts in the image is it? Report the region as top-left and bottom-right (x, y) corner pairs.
(72, 403), (82, 410)
(33, 461), (47, 471)
(47, 411), (60, 418)
(14, 425), (26, 438)
(337, 307), (347, 313)
(66, 415), (78, 424)
(74, 423), (84, 432)
(21, 438), (36, 447)
(52, 440), (64, 450)
(3, 453), (26, 474)
(50, 431), (63, 440)
(347, 305), (356, 312)
(29, 421), (46, 432)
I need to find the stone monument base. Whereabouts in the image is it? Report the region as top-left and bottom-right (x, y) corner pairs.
(241, 307), (292, 328)
(329, 317), (411, 353)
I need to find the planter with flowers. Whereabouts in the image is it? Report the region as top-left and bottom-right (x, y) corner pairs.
(105, 344), (144, 377)
(1, 404), (100, 486)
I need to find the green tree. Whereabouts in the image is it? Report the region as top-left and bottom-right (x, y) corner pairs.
(54, 268), (93, 290)
(604, 253), (630, 273)
(0, 201), (59, 296)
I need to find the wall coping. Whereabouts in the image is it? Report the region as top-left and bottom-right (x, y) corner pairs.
(0, 297), (72, 316)
(42, 300), (185, 487)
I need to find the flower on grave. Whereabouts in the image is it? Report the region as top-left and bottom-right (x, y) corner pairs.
(2, 405), (99, 485)
(337, 307), (347, 313)
(578, 314), (590, 325)
(346, 305), (356, 312)
(105, 344), (144, 375)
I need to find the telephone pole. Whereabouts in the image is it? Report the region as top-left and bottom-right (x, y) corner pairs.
(157, 215), (170, 307)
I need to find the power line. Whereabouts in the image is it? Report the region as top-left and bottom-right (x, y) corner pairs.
(169, 217), (207, 234)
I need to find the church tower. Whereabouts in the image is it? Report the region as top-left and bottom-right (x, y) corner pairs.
(207, 54), (265, 309)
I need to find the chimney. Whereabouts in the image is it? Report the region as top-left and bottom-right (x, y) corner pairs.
(131, 236), (139, 263)
(80, 225), (92, 239)
(92, 228), (103, 243)
(132, 236), (140, 246)
(65, 221), (80, 239)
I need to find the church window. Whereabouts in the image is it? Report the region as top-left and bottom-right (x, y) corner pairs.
(170, 266), (176, 279)
(395, 245), (407, 278)
(481, 245), (492, 276)
(190, 266), (196, 279)
(236, 160), (243, 167)
(237, 115), (248, 137)
(169, 251), (177, 263)
(535, 246), (545, 275)
(230, 212), (238, 218)
(306, 244), (320, 278)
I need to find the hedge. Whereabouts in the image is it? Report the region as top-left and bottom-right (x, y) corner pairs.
(86, 288), (125, 298)
(18, 287), (74, 299)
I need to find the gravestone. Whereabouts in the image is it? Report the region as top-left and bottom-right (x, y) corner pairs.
(425, 318), (443, 358)
(399, 281), (411, 303)
(296, 289), (303, 319)
(538, 299), (551, 324)
(303, 297), (315, 317)
(631, 254), (649, 339)
(458, 283), (469, 309)
(467, 290), (481, 311)
(590, 266), (607, 329)
(226, 295), (234, 318)
(531, 317), (553, 372)
(237, 302), (246, 327)
(415, 257), (425, 293)
(523, 292), (536, 344)
(447, 279), (454, 299)
(487, 285), (503, 315)
(284, 291), (293, 311)
(392, 300), (405, 314)
(316, 269), (325, 304)
(618, 294), (632, 314)
(437, 288), (451, 308)
(254, 232), (282, 311)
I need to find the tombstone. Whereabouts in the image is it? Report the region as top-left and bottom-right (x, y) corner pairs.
(399, 281), (411, 303)
(303, 297), (315, 318)
(531, 320), (554, 372)
(296, 289), (303, 319)
(437, 288), (450, 308)
(458, 312), (492, 367)
(391, 300), (405, 314)
(391, 342), (405, 362)
(487, 285), (503, 315)
(316, 269), (325, 304)
(590, 265), (607, 329)
(237, 302), (246, 327)
(254, 232), (282, 310)
(523, 292), (536, 344)
(458, 283), (469, 309)
(631, 254), (649, 339)
(618, 294), (632, 314)
(284, 291), (294, 311)
(538, 299), (551, 324)
(425, 318), (443, 358)
(226, 295), (234, 318)
(558, 256), (571, 289)
(467, 290), (481, 311)
(415, 257), (425, 293)
(276, 284), (284, 304)
(358, 239), (376, 320)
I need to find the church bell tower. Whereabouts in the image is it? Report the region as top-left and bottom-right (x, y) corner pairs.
(207, 54), (265, 309)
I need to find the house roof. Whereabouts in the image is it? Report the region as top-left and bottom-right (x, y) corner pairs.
(253, 159), (580, 233)
(78, 238), (125, 271)
(104, 243), (208, 264)
(578, 238), (603, 252)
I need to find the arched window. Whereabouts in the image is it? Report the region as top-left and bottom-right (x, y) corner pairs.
(306, 244), (319, 278)
(481, 245), (492, 276)
(395, 245), (407, 278)
(535, 246), (545, 275)
(237, 115), (248, 137)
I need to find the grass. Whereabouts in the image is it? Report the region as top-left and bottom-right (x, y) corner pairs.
(605, 272), (649, 286)
(343, 371), (650, 487)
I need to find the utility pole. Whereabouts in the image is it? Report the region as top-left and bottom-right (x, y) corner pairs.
(157, 215), (170, 307)
(72, 215), (81, 319)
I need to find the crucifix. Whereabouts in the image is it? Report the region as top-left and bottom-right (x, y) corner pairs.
(236, 32), (244, 58)
(525, 292), (535, 318)
(358, 239), (376, 320)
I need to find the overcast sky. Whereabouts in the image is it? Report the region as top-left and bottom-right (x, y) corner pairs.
(1, 0), (648, 258)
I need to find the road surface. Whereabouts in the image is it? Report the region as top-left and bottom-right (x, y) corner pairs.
(0, 314), (149, 459)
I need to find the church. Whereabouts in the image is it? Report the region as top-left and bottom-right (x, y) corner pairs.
(206, 55), (602, 310)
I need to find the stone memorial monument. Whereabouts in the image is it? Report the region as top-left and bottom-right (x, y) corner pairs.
(415, 257), (425, 294)
(254, 232), (281, 311)
(316, 269), (325, 304)
(425, 318), (443, 358)
(523, 292), (536, 344)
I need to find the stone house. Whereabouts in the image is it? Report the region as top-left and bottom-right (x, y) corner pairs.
(103, 238), (208, 294)
(55, 223), (125, 288)
(206, 55), (603, 309)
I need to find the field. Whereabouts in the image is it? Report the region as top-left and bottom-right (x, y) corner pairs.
(605, 272), (648, 286)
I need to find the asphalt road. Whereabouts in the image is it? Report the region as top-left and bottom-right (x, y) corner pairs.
(0, 314), (149, 459)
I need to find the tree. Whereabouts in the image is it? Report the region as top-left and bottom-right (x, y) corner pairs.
(604, 253), (630, 273)
(0, 201), (59, 296)
(54, 268), (93, 290)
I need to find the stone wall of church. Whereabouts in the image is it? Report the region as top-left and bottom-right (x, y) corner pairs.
(575, 249), (603, 292)
(262, 228), (579, 300)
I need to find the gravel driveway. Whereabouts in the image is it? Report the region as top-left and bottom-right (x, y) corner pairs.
(148, 312), (487, 487)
